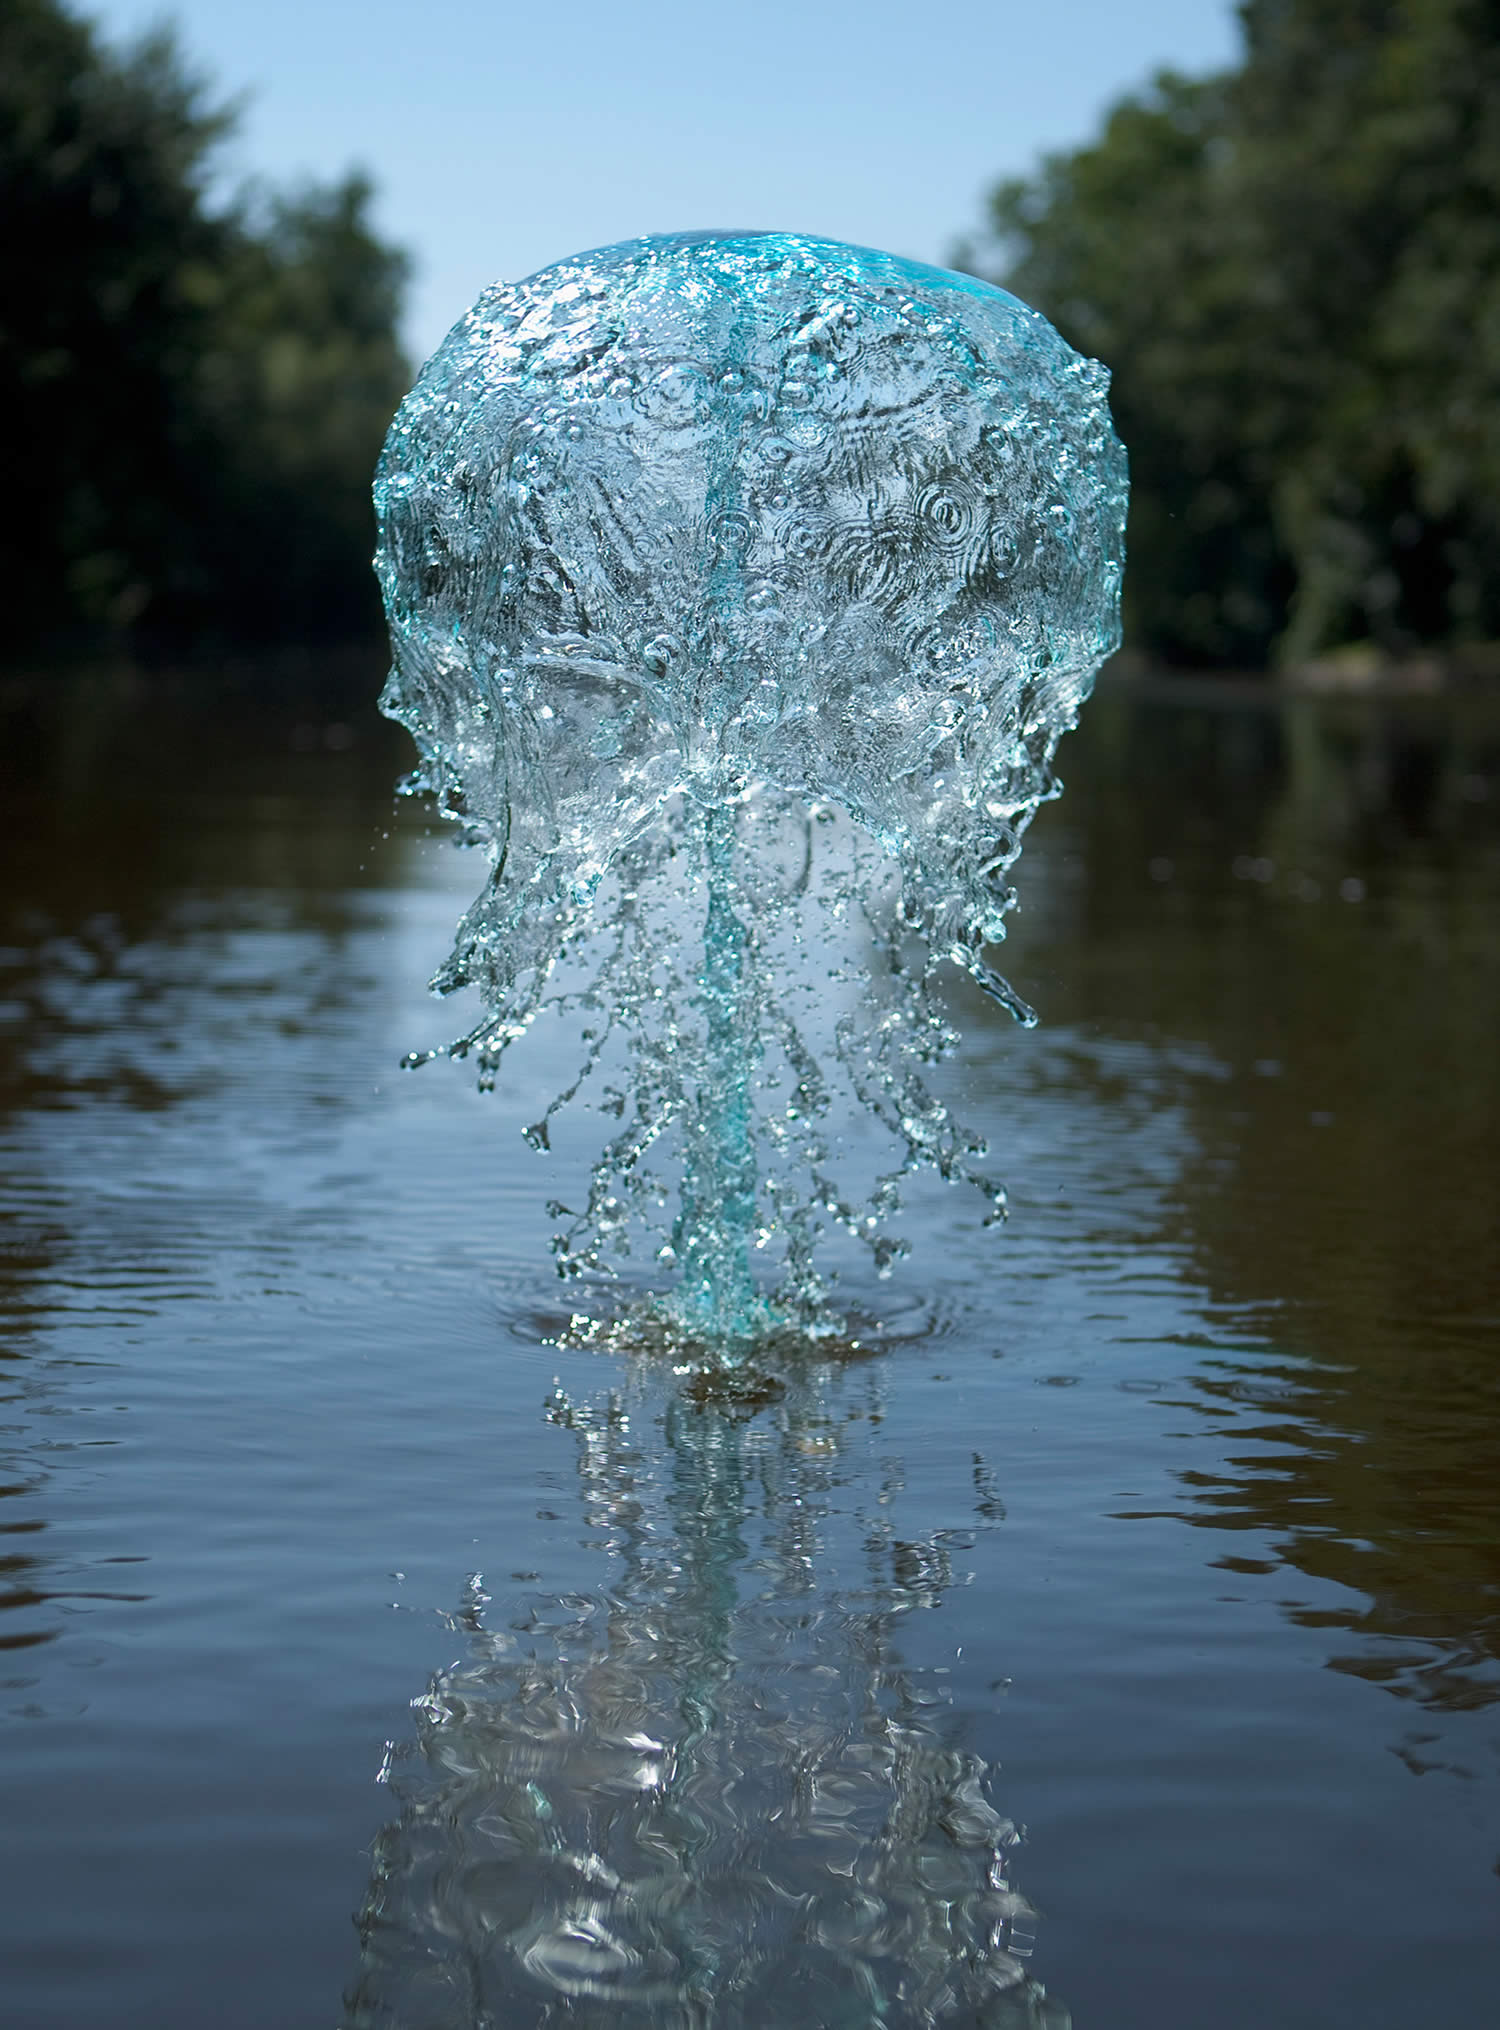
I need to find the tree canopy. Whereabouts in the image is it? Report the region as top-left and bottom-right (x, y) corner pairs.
(0, 0), (411, 658)
(10, 0), (1498, 672)
(966, 0), (1500, 669)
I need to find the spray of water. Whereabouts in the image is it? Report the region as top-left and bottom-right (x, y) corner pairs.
(375, 233), (1125, 1354)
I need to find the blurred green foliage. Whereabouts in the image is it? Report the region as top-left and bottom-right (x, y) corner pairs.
(0, 0), (410, 659)
(964, 0), (1500, 670)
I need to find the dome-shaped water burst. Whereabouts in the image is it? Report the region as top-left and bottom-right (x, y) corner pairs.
(375, 233), (1126, 1356)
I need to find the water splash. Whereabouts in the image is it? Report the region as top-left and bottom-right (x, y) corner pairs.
(344, 1364), (1067, 2030)
(375, 232), (1125, 1349)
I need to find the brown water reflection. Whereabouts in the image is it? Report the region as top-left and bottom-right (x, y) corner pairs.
(0, 661), (414, 1665)
(4, 670), (1497, 1719)
(1, 668), (1497, 2027)
(1019, 682), (1500, 1715)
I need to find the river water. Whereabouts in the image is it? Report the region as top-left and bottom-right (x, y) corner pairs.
(1, 667), (1496, 2027)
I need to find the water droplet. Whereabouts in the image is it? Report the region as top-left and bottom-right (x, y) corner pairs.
(641, 633), (679, 672)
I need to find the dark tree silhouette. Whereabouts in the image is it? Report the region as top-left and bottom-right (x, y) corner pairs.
(964, 0), (1500, 671)
(0, 0), (411, 660)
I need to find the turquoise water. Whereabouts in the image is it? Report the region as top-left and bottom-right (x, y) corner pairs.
(0, 671), (1496, 2026)
(374, 233), (1126, 1346)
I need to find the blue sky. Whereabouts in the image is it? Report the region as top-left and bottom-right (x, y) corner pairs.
(90, 0), (1242, 360)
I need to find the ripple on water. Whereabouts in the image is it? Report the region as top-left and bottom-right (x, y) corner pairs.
(344, 1370), (1062, 2030)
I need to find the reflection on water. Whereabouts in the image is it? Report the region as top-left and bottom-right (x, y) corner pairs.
(1159, 1349), (1500, 1716)
(1035, 685), (1500, 1714)
(1, 669), (1497, 2026)
(0, 673), (417, 1670)
(347, 1363), (1064, 2029)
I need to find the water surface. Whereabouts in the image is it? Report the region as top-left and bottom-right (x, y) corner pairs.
(1, 669), (1496, 2026)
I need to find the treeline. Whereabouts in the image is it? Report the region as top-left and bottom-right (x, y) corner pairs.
(966, 0), (1500, 671)
(8, 2), (1498, 675)
(1, 0), (411, 660)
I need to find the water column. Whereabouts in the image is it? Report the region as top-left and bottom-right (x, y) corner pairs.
(671, 798), (761, 1350)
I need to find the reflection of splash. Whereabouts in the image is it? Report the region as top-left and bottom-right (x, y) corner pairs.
(343, 1368), (1068, 2028)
